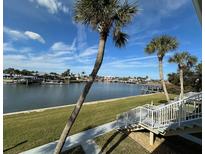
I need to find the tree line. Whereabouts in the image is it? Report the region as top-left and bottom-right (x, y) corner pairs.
(168, 62), (202, 93)
(3, 68), (38, 76)
(145, 36), (201, 100)
(3, 68), (87, 78)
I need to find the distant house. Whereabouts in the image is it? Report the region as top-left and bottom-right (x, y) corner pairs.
(145, 77), (151, 82)
(104, 76), (114, 82)
(21, 75), (37, 79)
(3, 73), (11, 78)
(3, 73), (21, 79)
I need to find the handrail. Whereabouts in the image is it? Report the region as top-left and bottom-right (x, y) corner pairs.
(116, 92), (202, 130)
(156, 92), (202, 110)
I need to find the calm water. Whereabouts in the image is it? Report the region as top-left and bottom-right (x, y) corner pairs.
(3, 82), (143, 113)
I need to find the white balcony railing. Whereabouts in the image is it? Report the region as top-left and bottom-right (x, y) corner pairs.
(116, 92), (202, 131)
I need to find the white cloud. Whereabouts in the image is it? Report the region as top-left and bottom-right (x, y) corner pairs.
(4, 54), (68, 72)
(125, 0), (188, 39)
(3, 42), (99, 73)
(159, 0), (188, 15)
(20, 47), (33, 53)
(3, 42), (32, 53)
(4, 54), (27, 61)
(50, 39), (76, 52)
(127, 25), (179, 48)
(25, 31), (45, 44)
(79, 46), (98, 57)
(102, 54), (174, 70)
(106, 55), (157, 66)
(31, 0), (69, 14)
(140, 0), (188, 17)
(4, 27), (26, 40)
(4, 27), (46, 44)
(102, 53), (176, 71)
(3, 43), (17, 52)
(76, 24), (87, 50)
(4, 44), (173, 77)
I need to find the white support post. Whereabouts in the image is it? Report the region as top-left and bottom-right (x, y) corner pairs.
(152, 110), (154, 127)
(168, 106), (170, 123)
(162, 108), (164, 125)
(125, 113), (128, 129)
(158, 111), (160, 129)
(178, 103), (181, 126)
(126, 113), (128, 127)
(194, 101), (196, 118)
(159, 110), (161, 125)
(140, 108), (141, 123)
(150, 132), (155, 145)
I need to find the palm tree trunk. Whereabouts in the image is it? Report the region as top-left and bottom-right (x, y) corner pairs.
(159, 59), (170, 102)
(54, 33), (107, 154)
(179, 68), (184, 99)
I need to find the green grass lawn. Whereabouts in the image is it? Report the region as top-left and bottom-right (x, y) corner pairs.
(3, 93), (175, 154)
(95, 130), (201, 154)
(95, 131), (149, 154)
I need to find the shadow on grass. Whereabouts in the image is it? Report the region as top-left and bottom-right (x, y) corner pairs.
(151, 135), (202, 154)
(158, 100), (167, 104)
(100, 131), (130, 154)
(3, 140), (28, 152)
(82, 125), (95, 131)
(61, 145), (85, 154)
(35, 123), (117, 153)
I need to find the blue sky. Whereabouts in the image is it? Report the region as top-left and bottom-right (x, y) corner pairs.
(3, 0), (201, 79)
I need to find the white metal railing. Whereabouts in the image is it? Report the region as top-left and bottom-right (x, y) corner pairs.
(116, 92), (202, 130)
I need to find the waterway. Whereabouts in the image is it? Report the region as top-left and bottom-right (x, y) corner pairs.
(3, 82), (143, 113)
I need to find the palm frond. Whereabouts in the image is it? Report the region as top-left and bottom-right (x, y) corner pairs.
(168, 56), (176, 63)
(74, 0), (138, 37)
(113, 29), (128, 48)
(187, 56), (197, 67)
(145, 35), (179, 59)
(168, 52), (181, 63)
(114, 0), (138, 27)
(168, 51), (197, 69)
(74, 0), (105, 30)
(145, 42), (156, 54)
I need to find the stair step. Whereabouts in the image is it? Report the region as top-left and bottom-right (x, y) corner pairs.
(116, 92), (201, 133)
(184, 125), (193, 129)
(193, 122), (202, 127)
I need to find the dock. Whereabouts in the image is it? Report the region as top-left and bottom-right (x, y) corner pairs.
(140, 84), (163, 94)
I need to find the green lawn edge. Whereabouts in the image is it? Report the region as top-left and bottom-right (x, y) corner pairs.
(3, 93), (176, 154)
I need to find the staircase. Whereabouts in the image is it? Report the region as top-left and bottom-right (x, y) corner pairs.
(116, 92), (202, 137)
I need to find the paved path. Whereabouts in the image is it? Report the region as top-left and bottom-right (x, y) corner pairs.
(81, 139), (101, 154)
(179, 134), (202, 145)
(21, 121), (117, 154)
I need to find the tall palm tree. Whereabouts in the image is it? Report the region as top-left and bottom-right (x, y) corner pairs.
(54, 0), (138, 153)
(145, 35), (178, 102)
(168, 52), (197, 99)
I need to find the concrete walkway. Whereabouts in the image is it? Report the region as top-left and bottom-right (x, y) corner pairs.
(81, 139), (101, 154)
(179, 134), (202, 145)
(21, 121), (117, 154)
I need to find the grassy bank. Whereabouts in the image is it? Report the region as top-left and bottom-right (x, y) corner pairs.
(95, 130), (201, 154)
(4, 93), (175, 153)
(95, 131), (149, 154)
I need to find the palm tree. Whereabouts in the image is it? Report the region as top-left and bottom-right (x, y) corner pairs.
(168, 52), (197, 99)
(54, 0), (138, 153)
(145, 35), (178, 102)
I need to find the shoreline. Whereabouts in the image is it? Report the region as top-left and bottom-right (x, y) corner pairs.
(3, 92), (161, 116)
(3, 81), (161, 85)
